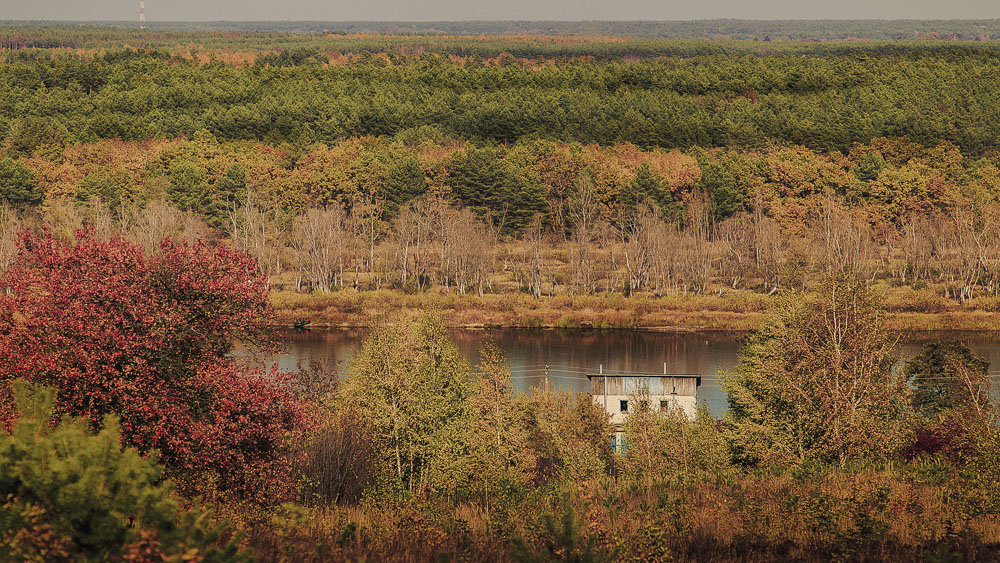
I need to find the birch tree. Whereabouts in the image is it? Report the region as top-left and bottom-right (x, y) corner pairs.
(467, 341), (531, 514)
(724, 274), (910, 466)
(292, 205), (347, 292)
(345, 314), (474, 495)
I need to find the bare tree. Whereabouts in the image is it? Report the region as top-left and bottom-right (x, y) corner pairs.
(815, 195), (878, 282)
(43, 199), (84, 241)
(646, 210), (681, 296)
(126, 198), (209, 254)
(679, 190), (715, 294)
(393, 198), (444, 290)
(940, 202), (995, 302)
(292, 205), (348, 293)
(449, 207), (496, 296)
(718, 213), (753, 289)
(392, 203), (421, 288)
(349, 195), (385, 290)
(750, 200), (786, 293)
(81, 198), (117, 241)
(619, 204), (656, 294)
(900, 219), (932, 283)
(228, 187), (284, 283)
(523, 214), (547, 298)
(433, 199), (460, 291)
(981, 204), (1000, 295)
(567, 170), (600, 294)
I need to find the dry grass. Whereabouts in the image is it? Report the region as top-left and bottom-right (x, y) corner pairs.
(270, 288), (771, 331)
(237, 464), (1000, 561)
(270, 286), (1000, 332)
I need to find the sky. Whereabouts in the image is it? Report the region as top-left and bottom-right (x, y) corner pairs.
(1, 0), (997, 22)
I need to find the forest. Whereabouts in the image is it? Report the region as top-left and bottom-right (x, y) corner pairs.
(6, 45), (1000, 153)
(3, 26), (1000, 560)
(4, 132), (1000, 329)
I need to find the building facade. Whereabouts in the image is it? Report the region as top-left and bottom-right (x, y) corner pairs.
(588, 373), (701, 452)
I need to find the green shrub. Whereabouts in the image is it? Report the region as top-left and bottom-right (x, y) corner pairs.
(0, 380), (247, 561)
(513, 496), (618, 563)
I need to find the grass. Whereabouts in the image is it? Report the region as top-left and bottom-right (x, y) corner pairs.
(237, 463), (1000, 561)
(270, 285), (1000, 332)
(269, 288), (770, 331)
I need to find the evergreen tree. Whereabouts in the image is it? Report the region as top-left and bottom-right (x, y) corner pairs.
(623, 163), (682, 221)
(210, 163), (247, 228)
(0, 159), (43, 209)
(0, 380), (246, 561)
(695, 160), (746, 219)
(75, 172), (124, 210)
(446, 148), (545, 233)
(167, 160), (211, 215)
(384, 157), (427, 218)
(3, 116), (67, 158)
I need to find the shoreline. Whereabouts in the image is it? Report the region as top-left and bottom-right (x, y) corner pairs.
(270, 290), (1000, 333)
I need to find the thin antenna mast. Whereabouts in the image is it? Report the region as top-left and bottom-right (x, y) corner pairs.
(139, 0), (146, 30)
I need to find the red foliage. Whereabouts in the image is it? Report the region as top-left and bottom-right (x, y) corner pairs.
(903, 428), (949, 460)
(0, 229), (305, 503)
(902, 409), (985, 462)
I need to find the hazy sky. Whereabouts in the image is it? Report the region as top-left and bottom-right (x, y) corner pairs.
(1, 0), (997, 22)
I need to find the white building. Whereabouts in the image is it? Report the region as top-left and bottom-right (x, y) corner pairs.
(587, 373), (701, 452)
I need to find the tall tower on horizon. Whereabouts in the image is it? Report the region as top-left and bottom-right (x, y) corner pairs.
(139, 0), (146, 30)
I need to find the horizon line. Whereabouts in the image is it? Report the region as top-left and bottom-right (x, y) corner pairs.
(3, 18), (1000, 24)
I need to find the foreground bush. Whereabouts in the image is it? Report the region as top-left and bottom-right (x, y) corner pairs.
(0, 230), (305, 503)
(242, 460), (1000, 562)
(0, 380), (247, 561)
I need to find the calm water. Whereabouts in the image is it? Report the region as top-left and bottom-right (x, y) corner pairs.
(272, 329), (1000, 416)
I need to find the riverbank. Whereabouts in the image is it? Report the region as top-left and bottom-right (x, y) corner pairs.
(270, 287), (1000, 332)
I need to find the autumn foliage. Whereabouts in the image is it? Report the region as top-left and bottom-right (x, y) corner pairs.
(0, 229), (304, 503)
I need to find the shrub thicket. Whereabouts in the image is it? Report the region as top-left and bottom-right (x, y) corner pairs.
(0, 380), (247, 561)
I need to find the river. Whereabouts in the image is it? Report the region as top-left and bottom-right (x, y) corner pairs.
(272, 329), (1000, 416)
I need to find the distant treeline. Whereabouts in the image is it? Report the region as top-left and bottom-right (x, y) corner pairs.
(6, 20), (1000, 41)
(4, 26), (1000, 60)
(5, 48), (1000, 155)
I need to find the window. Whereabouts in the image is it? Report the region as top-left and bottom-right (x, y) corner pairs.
(608, 433), (628, 454)
(620, 400), (628, 412)
(639, 400), (649, 411)
(660, 400), (670, 412)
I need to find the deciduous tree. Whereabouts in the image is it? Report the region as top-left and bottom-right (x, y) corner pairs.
(0, 230), (304, 503)
(724, 275), (910, 466)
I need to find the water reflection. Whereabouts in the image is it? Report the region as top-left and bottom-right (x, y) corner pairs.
(272, 329), (1000, 417)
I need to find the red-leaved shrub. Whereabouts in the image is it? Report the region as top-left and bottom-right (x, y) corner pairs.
(0, 229), (305, 503)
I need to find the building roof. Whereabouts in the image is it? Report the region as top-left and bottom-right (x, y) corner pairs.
(585, 373), (700, 379)
(587, 374), (701, 396)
